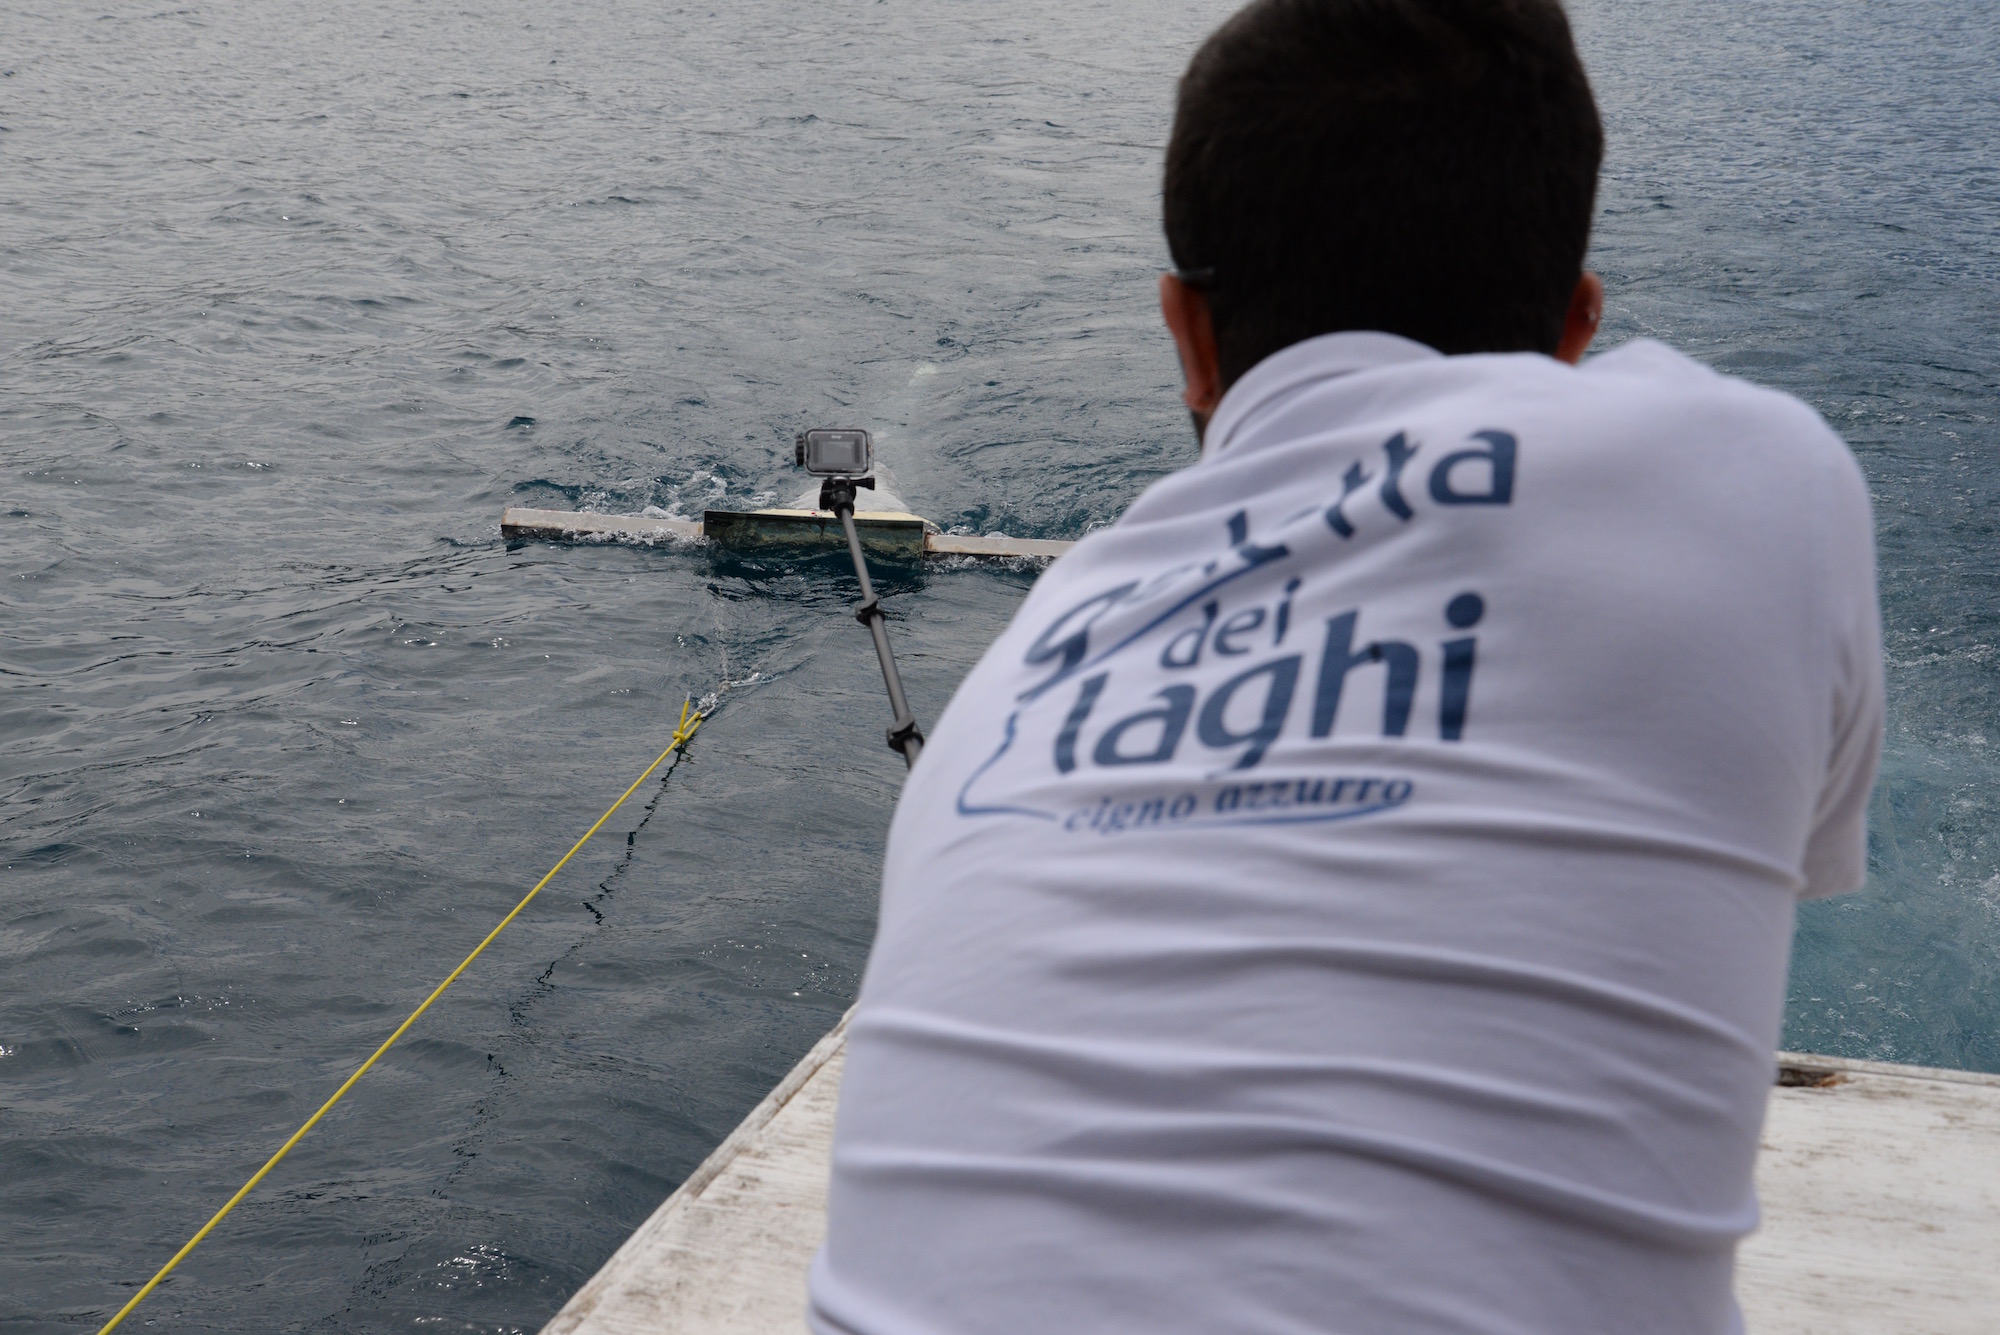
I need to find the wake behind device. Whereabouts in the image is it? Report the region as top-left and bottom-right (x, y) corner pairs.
(797, 429), (924, 768)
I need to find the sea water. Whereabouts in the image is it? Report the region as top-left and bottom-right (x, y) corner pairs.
(2, 1), (1995, 1329)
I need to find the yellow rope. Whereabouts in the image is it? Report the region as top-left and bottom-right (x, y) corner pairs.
(94, 698), (707, 1335)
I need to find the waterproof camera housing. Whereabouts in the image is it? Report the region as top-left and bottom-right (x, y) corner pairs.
(796, 428), (872, 477)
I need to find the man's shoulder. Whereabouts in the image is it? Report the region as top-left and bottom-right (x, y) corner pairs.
(1214, 332), (1847, 457)
(1577, 339), (1844, 443)
(1321, 335), (1861, 497)
(1571, 340), (1869, 514)
(1060, 334), (1866, 588)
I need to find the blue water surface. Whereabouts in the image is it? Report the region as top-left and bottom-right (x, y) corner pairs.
(2, 1), (1995, 1330)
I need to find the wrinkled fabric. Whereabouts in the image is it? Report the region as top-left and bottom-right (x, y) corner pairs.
(810, 333), (1884, 1335)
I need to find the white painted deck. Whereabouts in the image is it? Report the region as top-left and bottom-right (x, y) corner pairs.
(1740, 1055), (2000, 1331)
(541, 1028), (2000, 1335)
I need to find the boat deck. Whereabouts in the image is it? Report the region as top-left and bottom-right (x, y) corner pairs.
(541, 1020), (2000, 1334)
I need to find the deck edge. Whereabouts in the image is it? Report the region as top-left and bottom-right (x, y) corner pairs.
(1773, 1049), (2000, 1089)
(537, 1010), (854, 1335)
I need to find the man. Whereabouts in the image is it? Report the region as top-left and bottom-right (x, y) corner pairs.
(810, 1), (1883, 1331)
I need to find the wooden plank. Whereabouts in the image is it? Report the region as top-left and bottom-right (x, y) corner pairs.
(542, 1036), (2000, 1335)
(703, 508), (929, 560)
(925, 532), (1074, 560)
(501, 507), (701, 542)
(498, 507), (1077, 561)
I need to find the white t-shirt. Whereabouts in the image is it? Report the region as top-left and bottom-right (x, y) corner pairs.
(809, 332), (1884, 1335)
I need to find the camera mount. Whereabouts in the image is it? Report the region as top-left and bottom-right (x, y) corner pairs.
(818, 474), (925, 768)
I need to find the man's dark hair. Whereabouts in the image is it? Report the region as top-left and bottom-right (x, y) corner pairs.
(1164, 0), (1603, 384)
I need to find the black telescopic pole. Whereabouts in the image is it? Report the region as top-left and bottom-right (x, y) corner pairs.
(821, 477), (924, 769)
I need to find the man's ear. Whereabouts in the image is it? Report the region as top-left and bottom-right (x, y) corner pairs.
(1160, 272), (1225, 423)
(1555, 271), (1604, 365)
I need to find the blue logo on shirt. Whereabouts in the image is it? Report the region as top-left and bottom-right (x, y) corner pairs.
(955, 427), (1516, 829)
(1063, 774), (1415, 836)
